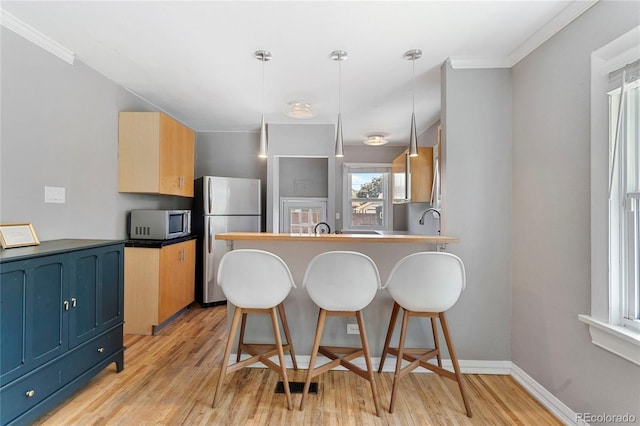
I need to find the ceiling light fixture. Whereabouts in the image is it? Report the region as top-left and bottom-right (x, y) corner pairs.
(404, 49), (421, 157)
(287, 101), (315, 119)
(331, 50), (348, 158)
(363, 135), (389, 146)
(255, 49), (271, 159)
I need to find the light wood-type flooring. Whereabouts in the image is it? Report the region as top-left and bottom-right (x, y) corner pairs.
(34, 304), (561, 425)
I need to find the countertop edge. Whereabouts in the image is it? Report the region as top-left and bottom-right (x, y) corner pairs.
(215, 232), (458, 244)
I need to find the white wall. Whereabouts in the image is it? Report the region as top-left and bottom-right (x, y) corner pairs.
(0, 28), (190, 241)
(511, 0), (640, 418)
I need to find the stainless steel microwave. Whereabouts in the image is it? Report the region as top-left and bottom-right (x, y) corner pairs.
(129, 209), (191, 240)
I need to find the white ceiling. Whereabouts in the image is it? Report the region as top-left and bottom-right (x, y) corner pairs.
(1, 1), (594, 145)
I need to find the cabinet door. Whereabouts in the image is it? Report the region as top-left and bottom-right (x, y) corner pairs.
(0, 255), (66, 385)
(158, 241), (195, 322)
(159, 114), (195, 197)
(68, 244), (124, 348)
(410, 147), (434, 203)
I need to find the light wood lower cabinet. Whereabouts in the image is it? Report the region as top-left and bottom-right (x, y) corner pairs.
(124, 239), (195, 335)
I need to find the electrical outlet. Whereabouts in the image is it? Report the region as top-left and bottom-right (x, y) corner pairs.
(346, 324), (360, 334)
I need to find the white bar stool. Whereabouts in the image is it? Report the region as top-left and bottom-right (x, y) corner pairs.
(378, 252), (472, 417)
(211, 249), (297, 410)
(299, 251), (382, 417)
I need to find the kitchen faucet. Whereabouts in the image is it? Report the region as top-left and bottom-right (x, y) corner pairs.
(418, 208), (441, 235)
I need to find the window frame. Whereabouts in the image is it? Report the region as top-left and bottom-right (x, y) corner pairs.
(579, 26), (640, 366)
(342, 163), (392, 232)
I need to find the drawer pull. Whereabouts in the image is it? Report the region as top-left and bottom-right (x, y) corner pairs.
(26, 390), (35, 398)
(97, 347), (104, 353)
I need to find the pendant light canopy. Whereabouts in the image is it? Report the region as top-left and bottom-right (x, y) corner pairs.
(255, 50), (271, 159)
(331, 50), (348, 158)
(404, 49), (422, 157)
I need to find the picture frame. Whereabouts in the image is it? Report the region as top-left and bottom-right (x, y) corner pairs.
(0, 223), (40, 249)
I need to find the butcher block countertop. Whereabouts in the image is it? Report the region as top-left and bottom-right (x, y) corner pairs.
(215, 232), (458, 244)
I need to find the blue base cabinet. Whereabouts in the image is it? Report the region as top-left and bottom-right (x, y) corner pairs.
(0, 240), (125, 426)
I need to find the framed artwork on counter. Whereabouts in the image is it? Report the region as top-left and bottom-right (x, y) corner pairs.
(0, 222), (40, 249)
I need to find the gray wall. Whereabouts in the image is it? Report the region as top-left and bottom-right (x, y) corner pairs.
(194, 131), (267, 229)
(442, 64), (513, 361)
(0, 28), (190, 241)
(511, 0), (640, 418)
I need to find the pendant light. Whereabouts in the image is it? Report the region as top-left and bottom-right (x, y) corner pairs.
(255, 50), (271, 159)
(404, 49), (422, 157)
(331, 50), (348, 158)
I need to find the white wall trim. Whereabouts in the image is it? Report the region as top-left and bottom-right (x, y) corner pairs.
(448, 1), (599, 70)
(233, 355), (581, 423)
(578, 315), (640, 366)
(0, 9), (75, 64)
(511, 363), (583, 425)
(508, 0), (599, 66)
(447, 57), (511, 69)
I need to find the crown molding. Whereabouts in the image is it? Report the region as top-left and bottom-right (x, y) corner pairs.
(1, 9), (75, 64)
(509, 0), (599, 66)
(447, 57), (511, 69)
(448, 1), (599, 70)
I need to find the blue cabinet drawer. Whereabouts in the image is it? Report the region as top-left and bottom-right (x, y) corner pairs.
(0, 359), (64, 425)
(63, 325), (123, 382)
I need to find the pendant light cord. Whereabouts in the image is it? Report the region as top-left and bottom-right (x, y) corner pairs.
(412, 55), (415, 112)
(338, 59), (342, 114)
(262, 55), (265, 116)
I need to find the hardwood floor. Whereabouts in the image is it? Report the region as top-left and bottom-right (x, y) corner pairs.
(34, 304), (561, 425)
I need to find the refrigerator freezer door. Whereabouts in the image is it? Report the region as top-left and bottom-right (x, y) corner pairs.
(201, 215), (260, 304)
(201, 176), (261, 216)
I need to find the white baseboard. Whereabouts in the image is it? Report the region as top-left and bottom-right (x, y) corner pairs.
(230, 354), (578, 424)
(230, 353), (511, 374)
(510, 363), (581, 426)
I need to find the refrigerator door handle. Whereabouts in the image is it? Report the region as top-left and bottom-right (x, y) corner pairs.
(207, 178), (213, 215)
(208, 219), (213, 253)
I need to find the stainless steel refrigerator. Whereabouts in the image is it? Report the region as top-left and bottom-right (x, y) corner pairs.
(193, 176), (261, 306)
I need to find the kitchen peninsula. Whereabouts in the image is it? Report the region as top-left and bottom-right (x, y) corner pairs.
(215, 232), (458, 362)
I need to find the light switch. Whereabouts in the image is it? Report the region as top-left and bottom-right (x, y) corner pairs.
(45, 186), (65, 203)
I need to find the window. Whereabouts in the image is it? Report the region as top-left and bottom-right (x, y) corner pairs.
(609, 63), (640, 331)
(580, 26), (640, 366)
(343, 164), (391, 231)
(280, 198), (327, 234)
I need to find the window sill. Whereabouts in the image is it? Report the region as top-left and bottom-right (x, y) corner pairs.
(578, 315), (640, 366)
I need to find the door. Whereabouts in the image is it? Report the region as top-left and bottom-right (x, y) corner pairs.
(203, 215), (260, 303)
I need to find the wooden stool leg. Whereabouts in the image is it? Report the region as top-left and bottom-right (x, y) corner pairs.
(389, 308), (410, 414)
(236, 312), (248, 362)
(431, 317), (442, 367)
(270, 307), (293, 410)
(278, 303), (298, 370)
(439, 312), (472, 418)
(212, 307), (243, 408)
(356, 311), (382, 417)
(378, 302), (400, 373)
(300, 308), (327, 411)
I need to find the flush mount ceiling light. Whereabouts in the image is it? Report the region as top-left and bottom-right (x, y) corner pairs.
(363, 135), (389, 146)
(404, 48), (422, 157)
(286, 101), (315, 119)
(256, 49), (272, 159)
(331, 49), (348, 158)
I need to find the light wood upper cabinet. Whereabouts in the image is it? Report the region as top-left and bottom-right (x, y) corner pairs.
(392, 147), (434, 203)
(118, 112), (195, 197)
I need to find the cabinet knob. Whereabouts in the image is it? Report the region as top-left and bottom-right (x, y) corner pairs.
(63, 300), (69, 311)
(26, 390), (35, 398)
(71, 298), (77, 308)
(97, 347), (104, 353)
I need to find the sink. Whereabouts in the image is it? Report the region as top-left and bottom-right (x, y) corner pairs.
(339, 230), (382, 235)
